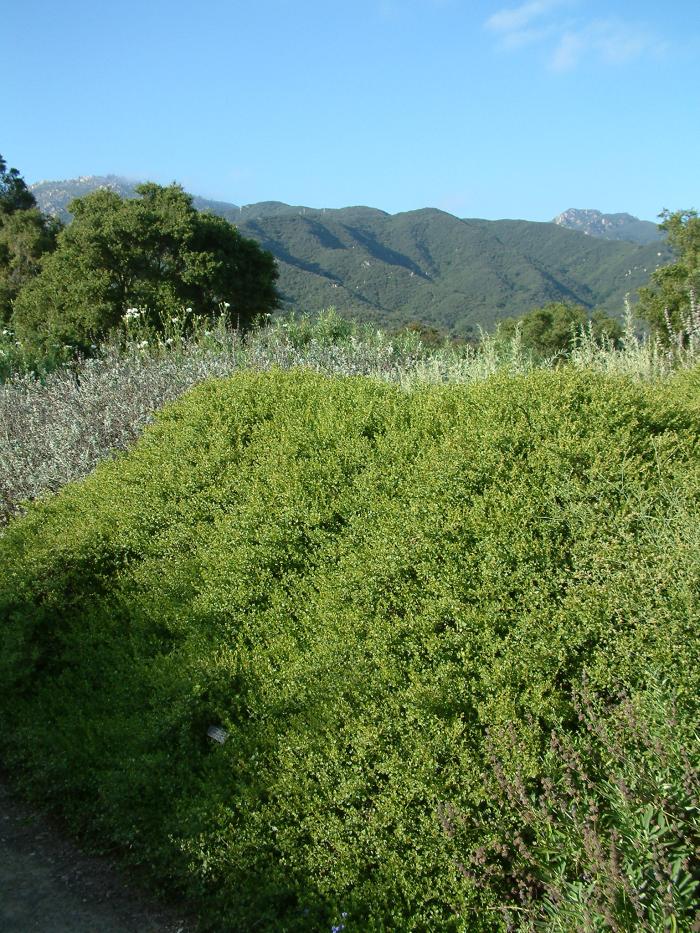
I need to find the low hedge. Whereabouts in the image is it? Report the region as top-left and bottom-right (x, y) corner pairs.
(1, 368), (698, 930)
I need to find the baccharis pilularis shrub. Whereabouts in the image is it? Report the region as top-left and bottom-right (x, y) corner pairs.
(1, 368), (699, 931)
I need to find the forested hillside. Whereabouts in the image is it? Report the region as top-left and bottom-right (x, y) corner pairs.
(237, 209), (671, 332)
(31, 177), (674, 334)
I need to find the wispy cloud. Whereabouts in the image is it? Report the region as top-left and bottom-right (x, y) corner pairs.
(485, 2), (668, 71)
(485, 0), (566, 37)
(550, 19), (667, 71)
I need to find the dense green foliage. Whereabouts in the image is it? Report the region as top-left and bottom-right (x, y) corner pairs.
(497, 302), (622, 357)
(636, 209), (700, 342)
(0, 155), (61, 322)
(0, 207), (61, 324)
(479, 676), (699, 931)
(1, 368), (698, 931)
(12, 183), (280, 350)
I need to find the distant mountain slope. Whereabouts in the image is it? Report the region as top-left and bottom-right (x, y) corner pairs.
(31, 177), (674, 332)
(30, 175), (128, 219)
(552, 208), (663, 244)
(233, 208), (673, 331)
(30, 176), (314, 225)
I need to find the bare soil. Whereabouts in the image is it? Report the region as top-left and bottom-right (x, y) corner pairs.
(0, 777), (199, 933)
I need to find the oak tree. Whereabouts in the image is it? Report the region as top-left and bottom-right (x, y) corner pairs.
(13, 183), (280, 349)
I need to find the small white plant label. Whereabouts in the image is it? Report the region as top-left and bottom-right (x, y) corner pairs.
(207, 725), (229, 744)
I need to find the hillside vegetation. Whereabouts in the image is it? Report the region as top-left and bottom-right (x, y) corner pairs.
(235, 210), (673, 332)
(1, 156), (280, 354)
(30, 176), (675, 333)
(1, 365), (698, 932)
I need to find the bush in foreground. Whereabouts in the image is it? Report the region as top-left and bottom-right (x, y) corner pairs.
(1, 368), (699, 930)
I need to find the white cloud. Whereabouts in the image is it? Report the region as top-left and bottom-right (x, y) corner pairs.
(485, 0), (565, 36)
(485, 3), (667, 71)
(593, 21), (666, 65)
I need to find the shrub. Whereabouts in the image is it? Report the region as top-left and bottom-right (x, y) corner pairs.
(0, 309), (522, 528)
(1, 368), (699, 931)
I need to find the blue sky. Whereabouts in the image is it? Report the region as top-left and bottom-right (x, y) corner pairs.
(4, 0), (698, 221)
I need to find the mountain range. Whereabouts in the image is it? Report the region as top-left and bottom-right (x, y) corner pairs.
(30, 176), (672, 333)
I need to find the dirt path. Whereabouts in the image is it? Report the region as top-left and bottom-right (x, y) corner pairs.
(0, 778), (198, 933)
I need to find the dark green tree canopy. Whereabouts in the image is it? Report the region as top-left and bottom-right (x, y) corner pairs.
(0, 155), (37, 215)
(13, 183), (280, 349)
(635, 209), (700, 342)
(0, 155), (61, 322)
(497, 302), (622, 357)
(0, 208), (61, 323)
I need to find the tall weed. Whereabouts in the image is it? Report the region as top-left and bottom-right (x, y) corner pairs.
(457, 677), (699, 932)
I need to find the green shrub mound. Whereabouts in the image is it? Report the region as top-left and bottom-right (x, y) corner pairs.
(1, 369), (699, 931)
